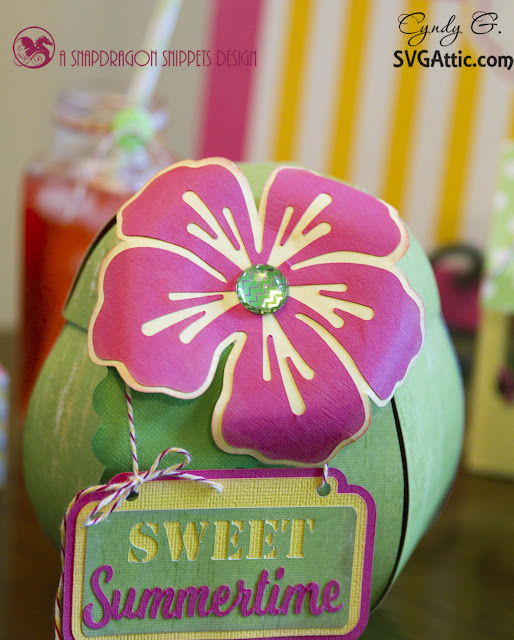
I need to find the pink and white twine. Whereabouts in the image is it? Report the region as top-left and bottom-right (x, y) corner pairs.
(54, 384), (330, 637)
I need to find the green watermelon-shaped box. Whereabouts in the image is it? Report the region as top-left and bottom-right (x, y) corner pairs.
(23, 159), (464, 610)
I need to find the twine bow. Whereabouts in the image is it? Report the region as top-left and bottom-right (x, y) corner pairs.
(86, 446), (223, 526)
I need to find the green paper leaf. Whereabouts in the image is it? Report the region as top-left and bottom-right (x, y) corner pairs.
(92, 347), (258, 483)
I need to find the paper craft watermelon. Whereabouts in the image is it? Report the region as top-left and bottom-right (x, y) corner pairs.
(23, 160), (464, 609)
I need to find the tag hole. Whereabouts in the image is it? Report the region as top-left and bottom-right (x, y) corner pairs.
(126, 491), (139, 502)
(317, 483), (331, 497)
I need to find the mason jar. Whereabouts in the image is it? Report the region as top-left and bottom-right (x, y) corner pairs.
(21, 90), (175, 410)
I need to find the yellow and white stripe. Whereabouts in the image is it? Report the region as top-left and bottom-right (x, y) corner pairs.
(351, 0), (405, 195)
(274, 0), (316, 161)
(297, 0), (349, 171)
(401, 0), (462, 247)
(204, 0), (514, 251)
(246, 0), (292, 161)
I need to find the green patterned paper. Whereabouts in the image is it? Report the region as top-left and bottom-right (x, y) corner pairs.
(482, 141), (514, 313)
(92, 362), (258, 484)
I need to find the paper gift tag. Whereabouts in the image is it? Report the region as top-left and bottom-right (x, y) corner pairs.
(62, 468), (375, 640)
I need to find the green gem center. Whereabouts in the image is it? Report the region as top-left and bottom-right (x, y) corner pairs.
(236, 264), (289, 315)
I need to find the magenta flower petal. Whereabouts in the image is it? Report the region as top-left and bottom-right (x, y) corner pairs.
(213, 301), (370, 465)
(90, 244), (253, 397)
(260, 166), (407, 272)
(284, 262), (424, 402)
(119, 158), (263, 284)
(89, 158), (425, 466)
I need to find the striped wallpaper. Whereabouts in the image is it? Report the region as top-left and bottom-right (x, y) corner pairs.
(195, 0), (513, 252)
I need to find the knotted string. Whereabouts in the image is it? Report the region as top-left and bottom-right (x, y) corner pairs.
(54, 385), (330, 638)
(86, 445), (223, 526)
(87, 386), (222, 525)
(54, 384), (222, 638)
(126, 384), (138, 475)
(317, 463), (331, 495)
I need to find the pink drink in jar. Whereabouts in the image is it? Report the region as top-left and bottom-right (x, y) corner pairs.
(21, 91), (174, 411)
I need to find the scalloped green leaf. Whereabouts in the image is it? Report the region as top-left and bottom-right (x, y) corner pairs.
(92, 347), (258, 483)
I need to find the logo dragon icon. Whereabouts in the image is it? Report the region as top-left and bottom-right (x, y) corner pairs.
(13, 27), (55, 69)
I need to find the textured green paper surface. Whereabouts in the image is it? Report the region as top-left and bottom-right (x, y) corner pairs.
(82, 506), (355, 635)
(92, 356), (258, 485)
(393, 314), (463, 577)
(91, 370), (401, 609)
(23, 323), (104, 539)
(23, 162), (464, 613)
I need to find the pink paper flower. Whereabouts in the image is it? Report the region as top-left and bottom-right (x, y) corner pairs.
(89, 158), (424, 465)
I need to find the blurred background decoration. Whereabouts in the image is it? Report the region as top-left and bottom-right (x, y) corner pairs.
(1, 0), (513, 418)
(429, 243), (482, 379)
(20, 91), (175, 407)
(466, 140), (514, 478)
(0, 363), (9, 487)
(1, 0), (513, 331)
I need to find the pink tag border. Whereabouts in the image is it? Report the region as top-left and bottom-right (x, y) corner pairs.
(62, 468), (376, 640)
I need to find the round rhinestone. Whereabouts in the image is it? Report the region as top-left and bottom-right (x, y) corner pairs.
(236, 264), (289, 314)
